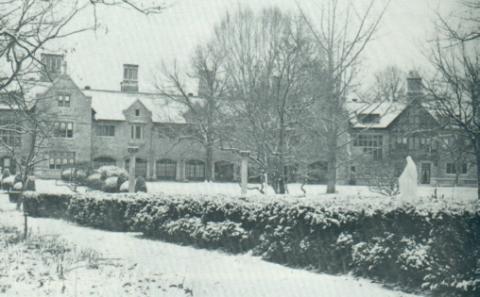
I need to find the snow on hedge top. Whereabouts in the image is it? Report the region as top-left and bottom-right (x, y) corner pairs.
(55, 191), (479, 216)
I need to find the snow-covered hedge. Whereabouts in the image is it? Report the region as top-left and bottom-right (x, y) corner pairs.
(23, 192), (480, 296)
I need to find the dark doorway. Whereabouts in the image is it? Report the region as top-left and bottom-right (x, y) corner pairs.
(420, 163), (431, 184)
(215, 161), (234, 182)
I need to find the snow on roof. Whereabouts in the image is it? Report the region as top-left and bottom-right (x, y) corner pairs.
(346, 100), (407, 129)
(85, 89), (202, 124)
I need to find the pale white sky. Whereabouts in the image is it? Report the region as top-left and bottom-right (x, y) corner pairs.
(54, 0), (459, 93)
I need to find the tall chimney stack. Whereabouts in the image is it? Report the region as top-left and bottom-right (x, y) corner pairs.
(121, 64), (139, 93)
(406, 70), (423, 103)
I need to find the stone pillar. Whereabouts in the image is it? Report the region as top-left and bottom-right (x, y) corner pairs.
(151, 159), (157, 180)
(240, 151), (250, 196)
(127, 146), (139, 193)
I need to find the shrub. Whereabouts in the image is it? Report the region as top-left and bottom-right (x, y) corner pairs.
(13, 182), (22, 191)
(24, 176), (36, 191)
(135, 176), (147, 192)
(102, 176), (119, 193)
(21, 192), (480, 297)
(2, 175), (15, 191)
(97, 166), (128, 180)
(61, 168), (88, 185)
(119, 181), (129, 192)
(86, 173), (104, 190)
(2, 168), (10, 180)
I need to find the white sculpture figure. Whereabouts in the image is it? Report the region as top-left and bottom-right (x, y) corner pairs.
(398, 156), (418, 202)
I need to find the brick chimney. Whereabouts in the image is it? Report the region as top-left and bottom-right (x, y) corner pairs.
(40, 53), (64, 82)
(121, 64), (139, 93)
(406, 70), (423, 102)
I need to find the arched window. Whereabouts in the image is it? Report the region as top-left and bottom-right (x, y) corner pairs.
(125, 158), (147, 177)
(185, 159), (205, 181)
(93, 157), (116, 169)
(156, 159), (177, 180)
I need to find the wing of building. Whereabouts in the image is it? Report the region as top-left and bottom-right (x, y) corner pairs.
(0, 56), (476, 186)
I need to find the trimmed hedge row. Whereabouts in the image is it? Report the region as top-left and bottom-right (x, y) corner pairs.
(22, 192), (480, 296)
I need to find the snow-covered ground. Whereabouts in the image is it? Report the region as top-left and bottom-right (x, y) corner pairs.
(0, 195), (420, 297)
(32, 179), (478, 201)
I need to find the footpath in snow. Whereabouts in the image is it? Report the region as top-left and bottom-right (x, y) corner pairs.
(0, 194), (420, 297)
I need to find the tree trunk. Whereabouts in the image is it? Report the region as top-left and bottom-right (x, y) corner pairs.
(205, 140), (214, 182)
(326, 130), (337, 193)
(476, 137), (480, 199)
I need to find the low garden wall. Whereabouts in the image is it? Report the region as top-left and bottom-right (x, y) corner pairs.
(22, 192), (480, 297)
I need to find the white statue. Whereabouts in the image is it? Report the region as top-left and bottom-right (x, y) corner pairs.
(398, 156), (418, 202)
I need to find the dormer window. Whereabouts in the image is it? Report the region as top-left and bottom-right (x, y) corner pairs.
(57, 94), (71, 107)
(135, 109), (140, 116)
(359, 114), (380, 124)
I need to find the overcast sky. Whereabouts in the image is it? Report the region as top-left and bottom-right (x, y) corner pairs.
(55, 0), (458, 94)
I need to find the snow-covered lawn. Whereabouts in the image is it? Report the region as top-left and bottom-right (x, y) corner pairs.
(0, 195), (420, 297)
(30, 179), (478, 201)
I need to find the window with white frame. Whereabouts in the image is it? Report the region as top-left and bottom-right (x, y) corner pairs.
(53, 122), (73, 138)
(57, 94), (71, 107)
(49, 151), (75, 169)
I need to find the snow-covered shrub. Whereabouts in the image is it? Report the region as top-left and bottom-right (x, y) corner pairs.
(119, 181), (129, 192)
(21, 191), (480, 296)
(61, 168), (88, 185)
(86, 173), (103, 190)
(13, 182), (22, 191)
(97, 166), (128, 180)
(2, 175), (15, 191)
(102, 176), (119, 193)
(135, 176), (147, 193)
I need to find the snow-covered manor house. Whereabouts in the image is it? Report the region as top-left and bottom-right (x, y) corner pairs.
(0, 53), (477, 186)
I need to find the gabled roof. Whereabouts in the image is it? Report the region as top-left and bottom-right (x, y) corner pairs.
(346, 101), (407, 129)
(85, 89), (202, 124)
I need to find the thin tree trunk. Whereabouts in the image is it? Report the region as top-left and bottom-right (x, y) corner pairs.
(476, 137), (480, 199)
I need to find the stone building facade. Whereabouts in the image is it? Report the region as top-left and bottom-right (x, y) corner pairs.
(0, 55), (476, 186)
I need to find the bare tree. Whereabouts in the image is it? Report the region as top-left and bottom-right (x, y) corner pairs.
(158, 43), (228, 182)
(0, 0), (164, 185)
(208, 7), (319, 194)
(371, 65), (406, 102)
(297, 0), (389, 193)
(425, 0), (480, 198)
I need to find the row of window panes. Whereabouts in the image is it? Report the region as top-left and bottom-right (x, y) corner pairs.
(96, 125), (115, 136)
(353, 134), (383, 147)
(49, 151), (75, 169)
(53, 122), (73, 138)
(0, 130), (21, 147)
(157, 160), (176, 178)
(58, 94), (71, 107)
(446, 163), (468, 174)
